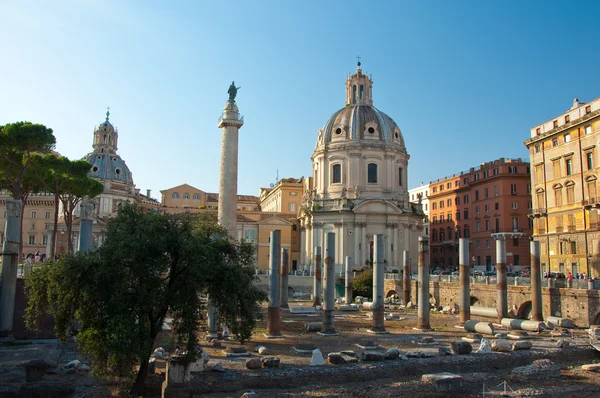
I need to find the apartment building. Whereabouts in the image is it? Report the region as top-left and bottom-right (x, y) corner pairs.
(428, 158), (532, 270)
(525, 97), (600, 277)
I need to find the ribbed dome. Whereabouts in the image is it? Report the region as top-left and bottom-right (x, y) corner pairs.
(84, 152), (134, 185)
(319, 104), (406, 150)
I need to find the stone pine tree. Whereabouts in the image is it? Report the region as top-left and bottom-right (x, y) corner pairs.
(0, 122), (55, 336)
(34, 155), (103, 257)
(25, 204), (267, 397)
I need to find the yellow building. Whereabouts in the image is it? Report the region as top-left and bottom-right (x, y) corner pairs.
(0, 191), (56, 261)
(160, 183), (260, 267)
(256, 178), (303, 272)
(525, 97), (600, 278)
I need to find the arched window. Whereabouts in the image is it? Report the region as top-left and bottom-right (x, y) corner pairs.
(447, 227), (452, 240)
(368, 163), (378, 183)
(432, 229), (437, 242)
(360, 84), (364, 99)
(332, 164), (341, 184)
(104, 135), (107, 144)
(440, 230), (445, 241)
(463, 228), (469, 238)
(352, 85), (357, 104)
(398, 167), (403, 186)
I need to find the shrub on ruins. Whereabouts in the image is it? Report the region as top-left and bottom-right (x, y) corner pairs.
(25, 204), (267, 397)
(352, 269), (373, 300)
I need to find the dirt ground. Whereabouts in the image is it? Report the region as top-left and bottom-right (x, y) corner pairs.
(195, 300), (600, 398)
(2, 300), (600, 397)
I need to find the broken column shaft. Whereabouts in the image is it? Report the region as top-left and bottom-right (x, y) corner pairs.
(313, 246), (322, 307)
(416, 236), (431, 330)
(370, 234), (387, 333)
(266, 230), (283, 337)
(345, 256), (352, 305)
(530, 241), (543, 321)
(458, 238), (470, 325)
(496, 237), (508, 323)
(320, 232), (338, 335)
(280, 248), (289, 309)
(402, 250), (410, 305)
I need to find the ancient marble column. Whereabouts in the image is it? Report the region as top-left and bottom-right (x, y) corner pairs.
(402, 250), (411, 305)
(458, 238), (470, 325)
(495, 236), (508, 323)
(0, 200), (22, 336)
(320, 232), (338, 335)
(280, 248), (289, 309)
(300, 227), (306, 268)
(370, 234), (387, 333)
(77, 200), (95, 253)
(217, 97), (243, 237)
(416, 236), (431, 330)
(266, 230), (283, 337)
(530, 241), (543, 321)
(313, 246), (322, 307)
(344, 256), (352, 304)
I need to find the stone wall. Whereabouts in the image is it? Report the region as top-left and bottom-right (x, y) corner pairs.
(13, 278), (55, 339)
(383, 279), (600, 326)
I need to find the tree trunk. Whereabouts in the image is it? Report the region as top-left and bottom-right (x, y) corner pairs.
(18, 192), (29, 261)
(130, 354), (151, 398)
(66, 209), (73, 253)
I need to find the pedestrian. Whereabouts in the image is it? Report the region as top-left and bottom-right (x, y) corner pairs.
(576, 273), (580, 280)
(567, 272), (573, 280)
(543, 271), (548, 278)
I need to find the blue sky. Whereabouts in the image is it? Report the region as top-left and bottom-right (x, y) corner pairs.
(2, 1), (599, 200)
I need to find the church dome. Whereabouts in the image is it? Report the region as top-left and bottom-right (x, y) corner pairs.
(84, 109), (134, 186)
(316, 62), (406, 152)
(320, 105), (406, 150)
(84, 152), (133, 185)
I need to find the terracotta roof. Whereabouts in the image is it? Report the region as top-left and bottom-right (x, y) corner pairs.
(205, 193), (260, 203)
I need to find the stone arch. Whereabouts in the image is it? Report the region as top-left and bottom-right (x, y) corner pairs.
(593, 311), (600, 326)
(386, 289), (398, 298)
(470, 296), (479, 306)
(517, 301), (532, 320)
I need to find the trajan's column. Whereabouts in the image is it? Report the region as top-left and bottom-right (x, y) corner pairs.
(207, 82), (243, 340)
(217, 81), (244, 235)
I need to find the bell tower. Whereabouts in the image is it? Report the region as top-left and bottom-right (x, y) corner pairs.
(345, 58), (373, 106)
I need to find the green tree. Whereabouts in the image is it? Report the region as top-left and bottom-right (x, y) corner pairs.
(33, 155), (103, 257)
(57, 163), (103, 253)
(0, 122), (56, 257)
(25, 204), (267, 397)
(352, 269), (373, 299)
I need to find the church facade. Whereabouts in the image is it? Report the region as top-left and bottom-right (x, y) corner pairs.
(298, 63), (424, 272)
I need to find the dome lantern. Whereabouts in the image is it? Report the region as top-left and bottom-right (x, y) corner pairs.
(92, 107), (119, 155)
(345, 59), (373, 106)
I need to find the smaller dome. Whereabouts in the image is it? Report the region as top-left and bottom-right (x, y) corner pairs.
(84, 152), (133, 186)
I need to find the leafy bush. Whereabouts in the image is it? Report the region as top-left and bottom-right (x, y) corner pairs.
(352, 269), (373, 299)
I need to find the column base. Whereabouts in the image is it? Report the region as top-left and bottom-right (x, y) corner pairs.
(264, 333), (284, 339)
(205, 333), (219, 342)
(366, 329), (389, 334)
(317, 331), (340, 337)
(413, 327), (433, 332)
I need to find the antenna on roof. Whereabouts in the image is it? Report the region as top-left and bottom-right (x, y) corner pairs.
(276, 168), (279, 182)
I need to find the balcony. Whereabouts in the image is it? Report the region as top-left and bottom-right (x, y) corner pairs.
(583, 197), (600, 209)
(529, 208), (547, 218)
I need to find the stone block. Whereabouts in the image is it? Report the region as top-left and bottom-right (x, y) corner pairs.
(476, 338), (492, 354)
(258, 346), (269, 355)
(512, 341), (532, 351)
(245, 358), (262, 370)
(310, 349), (325, 366)
(491, 339), (512, 352)
(581, 364), (600, 372)
(422, 372), (463, 392)
(359, 351), (386, 361)
(262, 357), (280, 368)
(451, 341), (472, 355)
(384, 347), (400, 360)
(25, 360), (48, 382)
